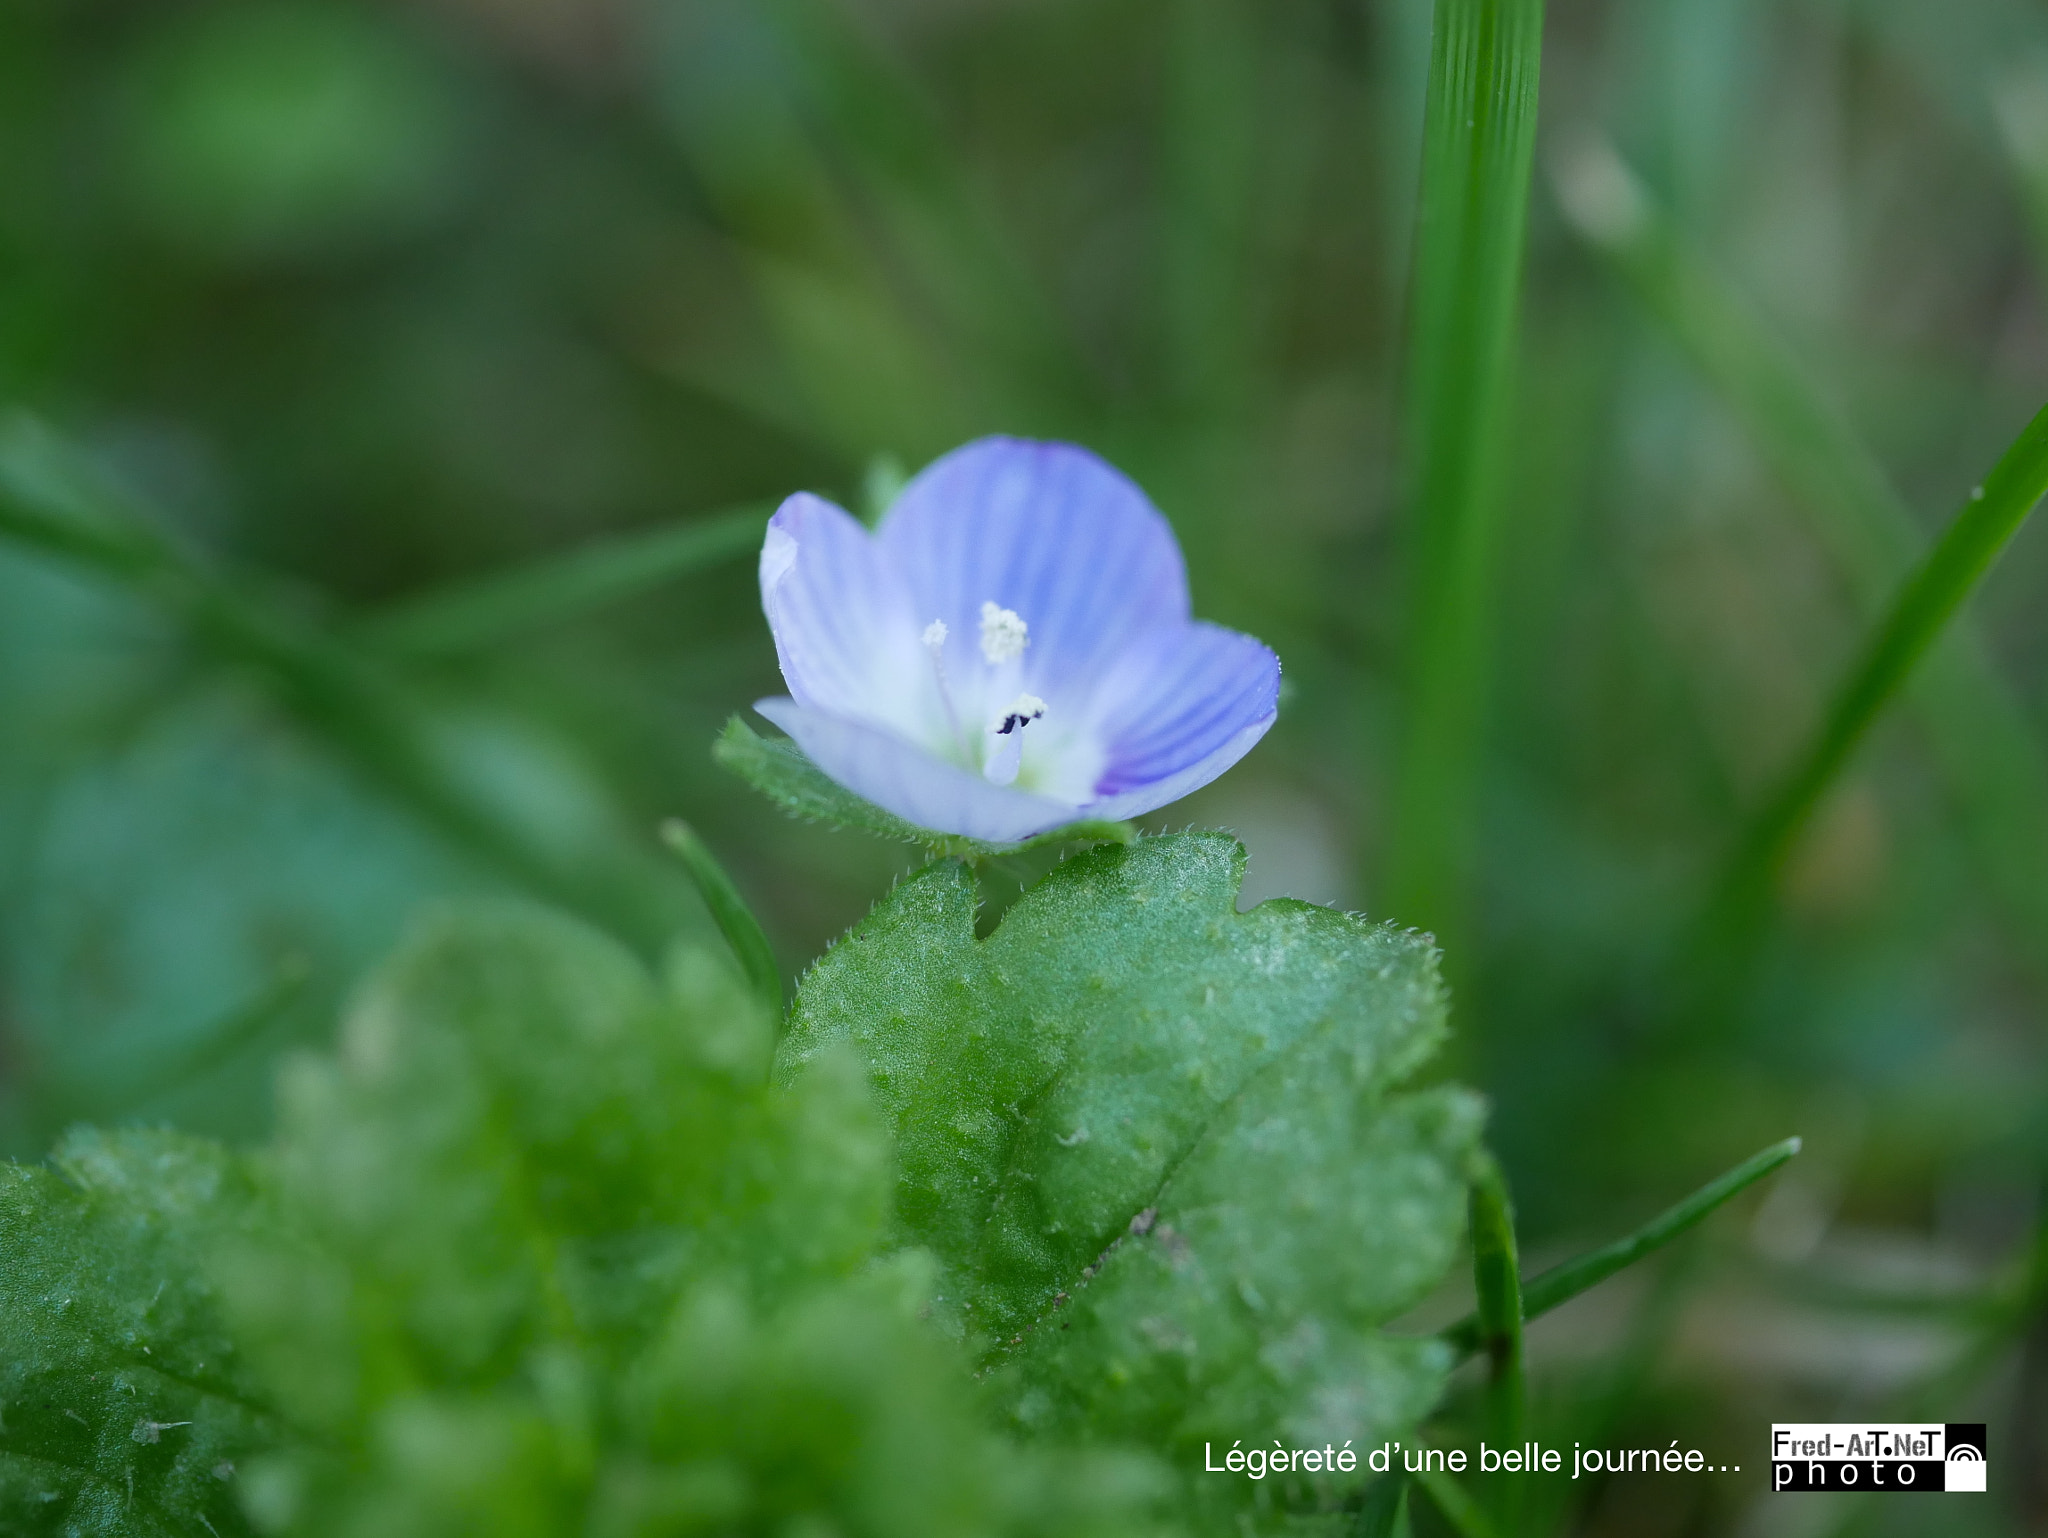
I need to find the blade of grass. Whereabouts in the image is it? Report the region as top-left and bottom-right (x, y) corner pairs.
(1700, 403), (2048, 953)
(0, 425), (697, 955)
(1353, 1472), (1412, 1538)
(660, 818), (783, 1019)
(1469, 1158), (1525, 1389)
(1555, 139), (2048, 968)
(1160, 0), (1261, 417)
(1381, 0), (1545, 951)
(1440, 1136), (1801, 1359)
(358, 505), (769, 657)
(1414, 1467), (1498, 1538)
(1467, 1158), (1524, 1530)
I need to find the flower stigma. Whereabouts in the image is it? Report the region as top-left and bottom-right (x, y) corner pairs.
(983, 693), (1046, 787)
(979, 601), (1029, 664)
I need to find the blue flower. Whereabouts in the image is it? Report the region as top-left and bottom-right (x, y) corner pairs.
(755, 436), (1280, 842)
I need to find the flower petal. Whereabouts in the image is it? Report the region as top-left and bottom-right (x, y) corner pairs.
(754, 698), (1081, 843)
(760, 493), (921, 729)
(1081, 622), (1280, 817)
(876, 438), (1189, 701)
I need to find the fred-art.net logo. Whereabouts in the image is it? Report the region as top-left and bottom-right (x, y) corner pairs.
(1771, 1424), (1987, 1493)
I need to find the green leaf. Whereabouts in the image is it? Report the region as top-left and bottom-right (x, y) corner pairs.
(780, 832), (1482, 1484)
(714, 714), (1135, 860)
(0, 1128), (275, 1536)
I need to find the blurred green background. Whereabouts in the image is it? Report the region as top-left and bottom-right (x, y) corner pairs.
(3, 0), (2048, 1531)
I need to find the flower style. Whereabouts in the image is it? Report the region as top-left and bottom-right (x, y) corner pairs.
(755, 436), (1280, 843)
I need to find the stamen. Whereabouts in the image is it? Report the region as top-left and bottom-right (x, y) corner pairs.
(922, 618), (972, 761)
(979, 601), (1028, 665)
(983, 693), (1045, 786)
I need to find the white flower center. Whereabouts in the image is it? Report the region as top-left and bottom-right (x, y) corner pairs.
(979, 601), (1028, 664)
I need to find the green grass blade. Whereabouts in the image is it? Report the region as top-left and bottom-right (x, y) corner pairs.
(1353, 1472), (1412, 1538)
(1414, 1467), (1498, 1538)
(1441, 1136), (1800, 1359)
(1555, 140), (2048, 965)
(1382, 0), (1545, 947)
(1469, 1158), (1525, 1384)
(1466, 1157), (1524, 1530)
(661, 818), (784, 1019)
(0, 429), (697, 954)
(1159, 0), (1261, 415)
(1705, 404), (2048, 946)
(358, 505), (770, 657)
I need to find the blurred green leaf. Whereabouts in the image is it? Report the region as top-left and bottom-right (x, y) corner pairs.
(780, 833), (1481, 1506)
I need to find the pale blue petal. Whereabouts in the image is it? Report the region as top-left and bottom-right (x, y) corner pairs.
(876, 438), (1189, 697)
(760, 493), (920, 725)
(1083, 622), (1280, 807)
(1082, 712), (1276, 823)
(755, 698), (1082, 843)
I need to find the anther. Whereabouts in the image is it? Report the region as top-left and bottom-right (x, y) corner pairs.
(980, 601), (1028, 664)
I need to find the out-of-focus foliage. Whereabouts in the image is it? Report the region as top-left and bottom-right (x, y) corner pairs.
(0, 902), (1177, 1536)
